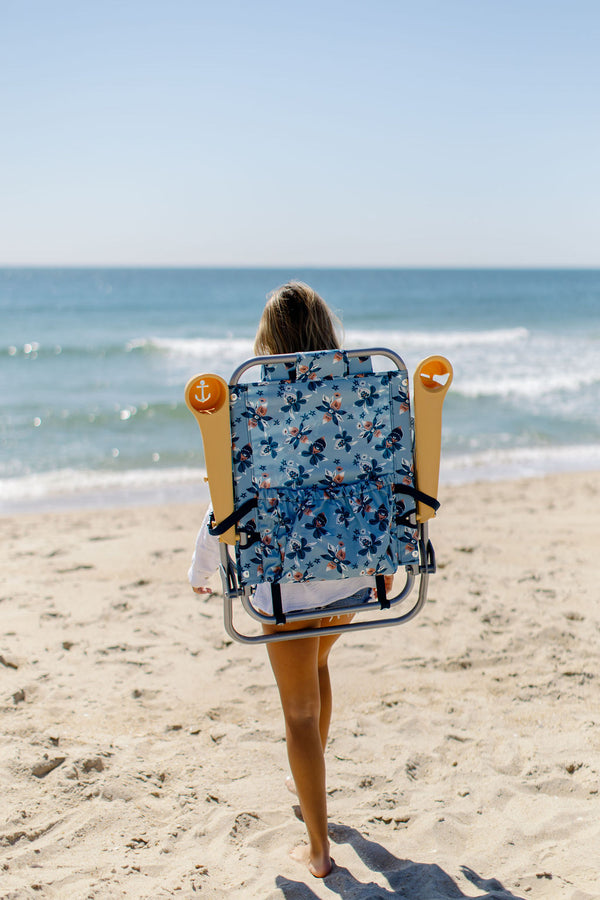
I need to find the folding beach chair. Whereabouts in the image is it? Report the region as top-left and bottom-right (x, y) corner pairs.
(185, 348), (452, 643)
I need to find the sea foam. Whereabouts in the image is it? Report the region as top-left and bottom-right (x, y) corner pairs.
(0, 467), (210, 513)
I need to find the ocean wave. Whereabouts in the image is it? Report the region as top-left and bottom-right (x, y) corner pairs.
(343, 326), (530, 349)
(0, 326), (564, 370)
(2, 335), (254, 363)
(452, 368), (600, 399)
(441, 443), (600, 484)
(0, 466), (209, 511)
(0, 400), (195, 438)
(117, 329), (533, 386)
(2, 444), (598, 512)
(127, 335), (254, 359)
(3, 339), (153, 361)
(128, 327), (531, 357)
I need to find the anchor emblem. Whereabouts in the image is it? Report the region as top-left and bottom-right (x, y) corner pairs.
(194, 379), (211, 405)
(186, 373), (226, 414)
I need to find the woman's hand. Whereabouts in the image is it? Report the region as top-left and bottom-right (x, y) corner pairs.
(193, 586), (213, 595)
(384, 574), (394, 593)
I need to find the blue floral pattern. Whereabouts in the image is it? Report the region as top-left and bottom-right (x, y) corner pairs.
(228, 350), (418, 587)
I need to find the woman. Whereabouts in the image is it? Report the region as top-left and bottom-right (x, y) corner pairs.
(189, 282), (393, 877)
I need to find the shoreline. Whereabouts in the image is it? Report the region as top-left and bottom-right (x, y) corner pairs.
(0, 479), (210, 516)
(1, 470), (599, 898)
(2, 455), (600, 516)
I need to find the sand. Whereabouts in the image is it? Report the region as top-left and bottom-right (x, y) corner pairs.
(1, 471), (599, 899)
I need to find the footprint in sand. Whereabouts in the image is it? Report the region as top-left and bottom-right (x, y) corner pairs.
(228, 811), (260, 842)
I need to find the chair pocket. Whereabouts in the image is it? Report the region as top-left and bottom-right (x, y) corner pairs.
(255, 479), (398, 584)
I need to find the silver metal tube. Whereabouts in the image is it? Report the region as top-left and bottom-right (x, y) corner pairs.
(229, 348), (407, 386)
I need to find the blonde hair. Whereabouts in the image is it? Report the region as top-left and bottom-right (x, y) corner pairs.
(253, 282), (341, 356)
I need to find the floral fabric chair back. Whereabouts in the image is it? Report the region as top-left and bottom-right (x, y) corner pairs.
(228, 349), (420, 590)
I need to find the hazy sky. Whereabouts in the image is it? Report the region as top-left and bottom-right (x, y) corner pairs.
(2, 0), (599, 266)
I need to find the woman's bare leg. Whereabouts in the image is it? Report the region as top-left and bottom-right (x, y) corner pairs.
(263, 614), (354, 875)
(283, 614), (354, 796)
(315, 613), (354, 749)
(263, 623), (332, 877)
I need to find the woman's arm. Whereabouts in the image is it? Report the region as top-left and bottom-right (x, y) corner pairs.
(188, 505), (220, 590)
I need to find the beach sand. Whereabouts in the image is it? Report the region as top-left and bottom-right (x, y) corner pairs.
(1, 471), (599, 899)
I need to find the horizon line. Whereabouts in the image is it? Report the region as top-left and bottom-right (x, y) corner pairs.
(2, 263), (600, 271)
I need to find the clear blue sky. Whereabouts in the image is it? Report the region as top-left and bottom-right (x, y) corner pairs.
(2, 0), (599, 266)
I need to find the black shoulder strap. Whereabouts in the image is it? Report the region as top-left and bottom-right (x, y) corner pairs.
(271, 584), (286, 625)
(393, 484), (440, 513)
(375, 574), (390, 610)
(208, 497), (258, 536)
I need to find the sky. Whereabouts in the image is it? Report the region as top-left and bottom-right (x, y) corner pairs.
(1, 0), (599, 267)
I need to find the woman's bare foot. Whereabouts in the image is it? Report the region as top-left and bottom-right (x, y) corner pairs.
(290, 842), (333, 878)
(285, 775), (298, 796)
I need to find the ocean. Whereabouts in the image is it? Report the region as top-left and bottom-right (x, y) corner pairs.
(2, 267), (600, 513)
